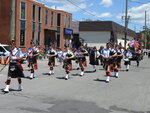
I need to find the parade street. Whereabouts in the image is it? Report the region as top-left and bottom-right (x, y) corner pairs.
(0, 57), (150, 113)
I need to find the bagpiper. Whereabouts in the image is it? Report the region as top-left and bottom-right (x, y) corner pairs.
(89, 46), (100, 72)
(98, 46), (104, 66)
(115, 45), (124, 75)
(124, 47), (132, 71)
(27, 41), (39, 79)
(75, 46), (88, 76)
(47, 45), (57, 75)
(3, 40), (24, 93)
(62, 46), (74, 80)
(101, 43), (118, 83)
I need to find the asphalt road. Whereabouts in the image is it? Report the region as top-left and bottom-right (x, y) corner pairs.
(0, 56), (150, 113)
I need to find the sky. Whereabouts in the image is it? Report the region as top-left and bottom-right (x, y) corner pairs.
(37, 0), (150, 32)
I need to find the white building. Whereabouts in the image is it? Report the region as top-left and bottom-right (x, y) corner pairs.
(79, 21), (136, 48)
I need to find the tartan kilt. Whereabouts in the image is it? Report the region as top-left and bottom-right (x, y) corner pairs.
(64, 63), (72, 72)
(8, 62), (24, 78)
(79, 57), (87, 67)
(116, 58), (122, 69)
(29, 56), (38, 70)
(109, 64), (114, 72)
(48, 57), (55, 66)
(124, 61), (130, 65)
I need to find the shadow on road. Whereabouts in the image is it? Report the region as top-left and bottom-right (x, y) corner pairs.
(94, 78), (106, 83)
(1, 88), (21, 94)
(56, 77), (66, 80)
(71, 73), (80, 76)
(85, 70), (95, 73)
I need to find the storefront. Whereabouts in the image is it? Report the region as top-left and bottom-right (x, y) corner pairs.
(44, 29), (57, 50)
(64, 28), (73, 47)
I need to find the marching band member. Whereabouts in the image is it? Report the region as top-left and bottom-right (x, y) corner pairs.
(101, 43), (117, 83)
(124, 48), (132, 71)
(89, 46), (100, 72)
(47, 45), (57, 75)
(73, 48), (80, 70)
(75, 46), (88, 76)
(135, 48), (142, 67)
(27, 41), (39, 79)
(3, 40), (24, 93)
(98, 46), (104, 66)
(62, 46), (74, 80)
(115, 45), (123, 77)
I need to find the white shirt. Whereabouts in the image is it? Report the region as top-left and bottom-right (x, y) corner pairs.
(63, 50), (74, 58)
(125, 51), (132, 58)
(10, 47), (23, 61)
(102, 49), (110, 57)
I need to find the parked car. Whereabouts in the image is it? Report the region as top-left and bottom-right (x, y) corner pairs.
(0, 44), (10, 61)
(0, 44), (26, 64)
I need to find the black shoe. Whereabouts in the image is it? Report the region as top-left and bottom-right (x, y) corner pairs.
(93, 69), (96, 72)
(65, 77), (68, 80)
(76, 68), (80, 70)
(126, 69), (129, 71)
(2, 90), (9, 93)
(115, 76), (118, 78)
(105, 80), (109, 83)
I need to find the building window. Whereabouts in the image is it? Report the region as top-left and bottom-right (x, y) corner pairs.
(38, 7), (42, 23)
(68, 16), (70, 28)
(38, 23), (41, 45)
(50, 11), (54, 26)
(45, 10), (48, 25)
(20, 2), (26, 19)
(64, 15), (67, 28)
(57, 13), (61, 27)
(57, 34), (60, 47)
(32, 4), (36, 42)
(38, 23), (41, 31)
(32, 4), (36, 22)
(38, 31), (41, 45)
(20, 21), (26, 46)
(32, 22), (36, 41)
(20, 2), (26, 46)
(38, 7), (42, 45)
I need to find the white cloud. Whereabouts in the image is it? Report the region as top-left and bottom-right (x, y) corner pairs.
(51, 3), (87, 13)
(84, 11), (113, 18)
(117, 3), (150, 25)
(39, 0), (93, 13)
(130, 0), (139, 1)
(100, 0), (113, 7)
(40, 0), (85, 3)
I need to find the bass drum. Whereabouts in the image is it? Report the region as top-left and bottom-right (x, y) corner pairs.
(123, 58), (129, 61)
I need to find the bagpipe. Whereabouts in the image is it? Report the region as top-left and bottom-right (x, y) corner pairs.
(63, 53), (74, 62)
(117, 52), (123, 60)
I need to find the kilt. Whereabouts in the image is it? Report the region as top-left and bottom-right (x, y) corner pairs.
(64, 63), (72, 72)
(8, 62), (24, 78)
(103, 58), (116, 72)
(79, 57), (87, 67)
(124, 61), (130, 65)
(29, 56), (38, 69)
(48, 57), (55, 66)
(116, 57), (122, 69)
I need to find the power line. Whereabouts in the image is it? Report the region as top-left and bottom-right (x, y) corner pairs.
(129, 0), (149, 5)
(65, 0), (105, 21)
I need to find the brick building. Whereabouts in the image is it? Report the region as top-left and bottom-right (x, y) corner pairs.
(0, 0), (73, 52)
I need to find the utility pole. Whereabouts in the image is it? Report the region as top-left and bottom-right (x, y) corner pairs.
(10, 0), (16, 41)
(124, 0), (128, 49)
(145, 10), (147, 49)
